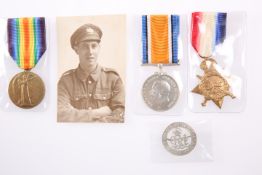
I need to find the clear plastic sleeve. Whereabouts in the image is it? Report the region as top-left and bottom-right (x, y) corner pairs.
(132, 14), (188, 116)
(188, 12), (247, 112)
(0, 17), (49, 111)
(150, 119), (213, 162)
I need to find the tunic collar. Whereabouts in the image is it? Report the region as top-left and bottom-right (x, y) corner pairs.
(76, 64), (101, 82)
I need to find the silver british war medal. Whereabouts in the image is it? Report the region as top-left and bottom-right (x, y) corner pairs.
(141, 15), (180, 111)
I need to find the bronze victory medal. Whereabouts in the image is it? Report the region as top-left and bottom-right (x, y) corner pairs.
(162, 122), (197, 156)
(8, 71), (45, 109)
(7, 17), (47, 109)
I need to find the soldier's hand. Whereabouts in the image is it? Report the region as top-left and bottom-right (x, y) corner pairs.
(90, 106), (112, 117)
(76, 110), (92, 122)
(73, 106), (114, 122)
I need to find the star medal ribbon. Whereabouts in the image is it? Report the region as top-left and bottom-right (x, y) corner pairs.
(191, 12), (235, 108)
(7, 17), (46, 109)
(141, 15), (180, 111)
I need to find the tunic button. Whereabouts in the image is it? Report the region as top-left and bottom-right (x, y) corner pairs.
(88, 80), (92, 84)
(89, 93), (92, 97)
(103, 96), (106, 100)
(88, 107), (92, 110)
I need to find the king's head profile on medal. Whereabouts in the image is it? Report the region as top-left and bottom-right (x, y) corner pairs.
(57, 23), (125, 123)
(141, 15), (180, 111)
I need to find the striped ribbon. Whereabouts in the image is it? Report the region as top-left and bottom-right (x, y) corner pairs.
(7, 17), (46, 70)
(191, 12), (227, 58)
(142, 14), (180, 64)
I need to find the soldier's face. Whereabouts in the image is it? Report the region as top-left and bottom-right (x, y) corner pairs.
(75, 41), (100, 67)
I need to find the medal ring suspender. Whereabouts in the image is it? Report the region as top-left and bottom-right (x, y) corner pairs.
(7, 17), (46, 109)
(191, 12), (235, 109)
(141, 15), (180, 112)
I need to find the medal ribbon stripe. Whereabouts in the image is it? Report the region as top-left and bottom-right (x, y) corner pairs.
(142, 15), (148, 64)
(142, 14), (180, 65)
(7, 19), (18, 66)
(8, 17), (46, 70)
(191, 12), (227, 58)
(151, 15), (169, 64)
(216, 13), (227, 45)
(171, 15), (179, 64)
(22, 18), (29, 69)
(199, 13), (216, 58)
(191, 12), (202, 54)
(34, 18), (46, 66)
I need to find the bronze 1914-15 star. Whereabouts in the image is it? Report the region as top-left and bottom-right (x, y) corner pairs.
(192, 58), (235, 108)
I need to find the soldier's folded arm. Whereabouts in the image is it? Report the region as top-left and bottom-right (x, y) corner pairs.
(88, 106), (112, 118)
(104, 76), (125, 122)
(57, 79), (115, 122)
(57, 80), (93, 122)
(57, 68), (125, 122)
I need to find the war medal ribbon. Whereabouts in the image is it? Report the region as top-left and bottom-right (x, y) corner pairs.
(141, 15), (180, 111)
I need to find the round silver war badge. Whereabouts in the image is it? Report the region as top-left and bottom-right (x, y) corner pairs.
(142, 72), (179, 111)
(162, 122), (197, 156)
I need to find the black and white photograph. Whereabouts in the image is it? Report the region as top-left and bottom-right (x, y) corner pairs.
(56, 15), (126, 123)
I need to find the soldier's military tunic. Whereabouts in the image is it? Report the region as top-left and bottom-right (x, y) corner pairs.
(58, 65), (125, 122)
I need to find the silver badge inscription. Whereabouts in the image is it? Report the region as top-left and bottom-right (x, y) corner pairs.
(162, 122), (197, 156)
(142, 73), (179, 111)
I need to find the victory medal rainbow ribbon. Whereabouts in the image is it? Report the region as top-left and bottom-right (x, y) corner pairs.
(7, 17), (46, 70)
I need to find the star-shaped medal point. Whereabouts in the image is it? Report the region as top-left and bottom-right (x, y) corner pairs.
(192, 59), (236, 109)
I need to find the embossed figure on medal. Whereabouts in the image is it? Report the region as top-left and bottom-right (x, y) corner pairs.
(141, 15), (180, 111)
(7, 17), (46, 109)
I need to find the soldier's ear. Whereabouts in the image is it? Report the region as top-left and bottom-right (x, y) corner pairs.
(73, 46), (79, 54)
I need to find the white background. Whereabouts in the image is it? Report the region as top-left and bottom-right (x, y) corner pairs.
(0, 0), (262, 175)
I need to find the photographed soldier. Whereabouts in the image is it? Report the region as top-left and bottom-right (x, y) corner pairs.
(58, 23), (125, 122)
